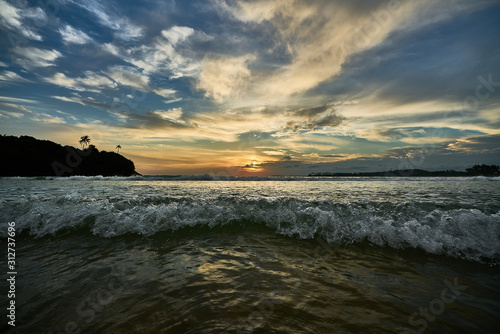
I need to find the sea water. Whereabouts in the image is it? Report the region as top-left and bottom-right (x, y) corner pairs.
(1, 176), (499, 333)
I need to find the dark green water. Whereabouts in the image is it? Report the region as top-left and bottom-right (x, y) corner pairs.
(4, 226), (500, 334)
(1, 177), (499, 333)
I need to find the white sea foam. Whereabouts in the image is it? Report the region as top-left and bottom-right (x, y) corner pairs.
(1, 194), (499, 264)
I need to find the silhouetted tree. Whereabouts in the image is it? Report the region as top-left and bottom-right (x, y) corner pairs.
(466, 164), (499, 176)
(79, 135), (91, 149)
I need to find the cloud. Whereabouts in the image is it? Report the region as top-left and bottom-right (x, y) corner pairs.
(291, 105), (332, 118)
(250, 104), (347, 135)
(0, 96), (38, 104)
(382, 134), (500, 165)
(446, 135), (500, 154)
(241, 133), (500, 175)
(283, 109), (346, 133)
(163, 97), (183, 104)
(364, 110), (476, 127)
(0, 0), (24, 29)
(0, 0), (498, 176)
(262, 150), (287, 156)
(0, 71), (30, 84)
(152, 108), (183, 121)
(52, 95), (112, 110)
(236, 158), (311, 174)
(12, 47), (61, 69)
(197, 54), (255, 103)
(214, 0), (405, 101)
(0, 102), (65, 123)
(69, 0), (143, 40)
(29, 113), (66, 124)
(161, 26), (195, 45)
(59, 25), (93, 44)
(0, 0), (43, 40)
(104, 66), (176, 98)
(102, 43), (121, 57)
(53, 93), (192, 130)
(45, 72), (116, 92)
(208, 0), (498, 105)
(108, 108), (192, 130)
(154, 88), (177, 98)
(102, 25), (202, 78)
(352, 116), (489, 144)
(105, 66), (150, 90)
(276, 133), (344, 151)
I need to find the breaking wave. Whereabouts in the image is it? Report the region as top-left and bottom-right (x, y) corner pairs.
(1, 194), (499, 264)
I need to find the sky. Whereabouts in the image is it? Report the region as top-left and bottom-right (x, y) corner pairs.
(0, 0), (499, 176)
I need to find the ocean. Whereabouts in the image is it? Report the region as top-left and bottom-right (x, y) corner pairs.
(1, 176), (499, 333)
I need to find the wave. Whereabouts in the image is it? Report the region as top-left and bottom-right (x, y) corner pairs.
(1, 194), (499, 264)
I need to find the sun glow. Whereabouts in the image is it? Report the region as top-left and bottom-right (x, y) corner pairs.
(244, 159), (263, 172)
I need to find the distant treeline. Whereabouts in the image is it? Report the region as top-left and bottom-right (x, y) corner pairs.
(0, 135), (138, 177)
(309, 164), (499, 177)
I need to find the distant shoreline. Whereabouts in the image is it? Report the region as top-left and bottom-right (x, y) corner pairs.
(308, 166), (499, 177)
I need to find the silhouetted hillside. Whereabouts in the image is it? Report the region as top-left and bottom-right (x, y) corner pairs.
(465, 164), (499, 176)
(0, 135), (138, 177)
(309, 165), (499, 177)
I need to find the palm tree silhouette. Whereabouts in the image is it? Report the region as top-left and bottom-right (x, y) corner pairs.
(116, 145), (121, 153)
(79, 135), (91, 149)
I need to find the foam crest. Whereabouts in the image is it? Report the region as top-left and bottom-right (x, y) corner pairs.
(1, 195), (499, 264)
